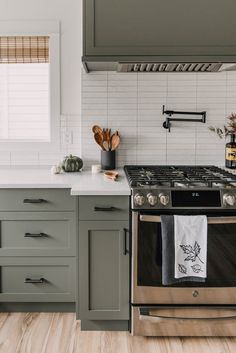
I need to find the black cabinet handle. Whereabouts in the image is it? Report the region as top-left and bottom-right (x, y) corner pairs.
(94, 206), (117, 212)
(24, 277), (46, 284)
(24, 233), (48, 238)
(23, 198), (46, 204)
(123, 228), (130, 255)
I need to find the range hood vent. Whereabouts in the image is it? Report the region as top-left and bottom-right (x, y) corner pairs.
(117, 63), (224, 73)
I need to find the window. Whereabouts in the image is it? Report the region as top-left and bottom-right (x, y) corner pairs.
(0, 22), (60, 150)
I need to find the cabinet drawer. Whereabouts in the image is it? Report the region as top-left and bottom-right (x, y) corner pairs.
(0, 212), (76, 256)
(79, 196), (129, 220)
(0, 257), (75, 302)
(0, 189), (75, 211)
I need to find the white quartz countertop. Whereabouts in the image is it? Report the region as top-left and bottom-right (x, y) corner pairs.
(0, 168), (130, 195)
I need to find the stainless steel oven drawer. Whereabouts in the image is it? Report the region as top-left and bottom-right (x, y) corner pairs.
(132, 306), (236, 336)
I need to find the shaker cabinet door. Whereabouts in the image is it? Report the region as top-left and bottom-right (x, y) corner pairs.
(78, 220), (129, 320)
(84, 0), (236, 57)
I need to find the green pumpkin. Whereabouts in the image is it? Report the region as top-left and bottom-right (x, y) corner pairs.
(61, 155), (83, 172)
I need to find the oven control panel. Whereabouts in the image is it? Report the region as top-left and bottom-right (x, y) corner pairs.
(131, 188), (236, 209)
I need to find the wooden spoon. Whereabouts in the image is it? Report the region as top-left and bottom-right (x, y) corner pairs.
(92, 125), (103, 135)
(94, 132), (105, 150)
(111, 134), (120, 151)
(103, 140), (109, 151)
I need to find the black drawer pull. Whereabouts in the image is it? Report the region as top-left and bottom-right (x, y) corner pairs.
(23, 198), (46, 204)
(24, 277), (46, 284)
(24, 232), (48, 238)
(94, 206), (117, 212)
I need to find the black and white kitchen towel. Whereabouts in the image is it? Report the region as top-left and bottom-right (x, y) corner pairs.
(174, 215), (207, 279)
(161, 215), (206, 285)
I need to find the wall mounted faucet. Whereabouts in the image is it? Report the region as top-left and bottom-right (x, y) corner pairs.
(162, 105), (206, 132)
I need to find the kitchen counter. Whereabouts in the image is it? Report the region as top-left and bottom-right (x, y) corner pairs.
(0, 168), (130, 195)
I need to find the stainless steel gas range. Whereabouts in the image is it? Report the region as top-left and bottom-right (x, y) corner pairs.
(124, 165), (236, 336)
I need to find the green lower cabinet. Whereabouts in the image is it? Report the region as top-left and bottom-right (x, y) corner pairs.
(78, 220), (129, 324)
(0, 257), (76, 302)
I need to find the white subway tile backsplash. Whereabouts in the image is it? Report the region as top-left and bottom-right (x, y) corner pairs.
(79, 70), (236, 167)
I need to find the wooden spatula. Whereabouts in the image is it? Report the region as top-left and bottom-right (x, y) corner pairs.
(111, 134), (120, 151)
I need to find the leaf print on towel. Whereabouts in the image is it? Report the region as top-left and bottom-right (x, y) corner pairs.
(180, 241), (204, 264)
(178, 264), (187, 274)
(191, 264), (203, 273)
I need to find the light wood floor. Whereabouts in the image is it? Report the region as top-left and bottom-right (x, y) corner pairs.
(0, 312), (236, 353)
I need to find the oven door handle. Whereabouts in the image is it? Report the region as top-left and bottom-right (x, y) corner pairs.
(139, 215), (236, 224)
(139, 308), (236, 323)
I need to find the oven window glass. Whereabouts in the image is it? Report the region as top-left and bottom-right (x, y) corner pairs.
(137, 219), (236, 287)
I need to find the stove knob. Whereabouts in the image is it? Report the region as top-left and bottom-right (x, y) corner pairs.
(223, 193), (236, 206)
(159, 193), (170, 206)
(147, 193), (158, 206)
(134, 193), (145, 207)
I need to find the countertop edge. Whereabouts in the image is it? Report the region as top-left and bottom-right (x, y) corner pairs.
(70, 189), (131, 196)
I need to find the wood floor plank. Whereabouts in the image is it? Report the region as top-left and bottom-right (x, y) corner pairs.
(100, 332), (130, 353)
(14, 313), (54, 353)
(182, 337), (230, 353)
(223, 337), (236, 353)
(66, 316), (80, 353)
(43, 313), (75, 353)
(0, 313), (235, 353)
(0, 313), (31, 353)
(206, 338), (231, 353)
(73, 322), (101, 353)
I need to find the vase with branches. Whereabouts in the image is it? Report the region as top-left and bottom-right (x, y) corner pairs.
(208, 113), (236, 168)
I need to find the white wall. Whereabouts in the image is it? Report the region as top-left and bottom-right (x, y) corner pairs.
(0, 0), (82, 165)
(81, 71), (236, 167)
(0, 1), (235, 168)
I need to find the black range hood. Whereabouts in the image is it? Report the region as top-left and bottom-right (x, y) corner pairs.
(82, 0), (236, 73)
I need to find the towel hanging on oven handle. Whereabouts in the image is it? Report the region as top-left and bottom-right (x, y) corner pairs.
(139, 215), (236, 224)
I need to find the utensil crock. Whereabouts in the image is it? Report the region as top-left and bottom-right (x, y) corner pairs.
(101, 150), (116, 170)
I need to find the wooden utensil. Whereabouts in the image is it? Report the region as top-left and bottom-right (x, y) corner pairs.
(111, 134), (120, 151)
(102, 128), (112, 151)
(104, 171), (119, 181)
(94, 132), (105, 150)
(92, 125), (103, 135)
(107, 128), (111, 144)
(103, 140), (109, 151)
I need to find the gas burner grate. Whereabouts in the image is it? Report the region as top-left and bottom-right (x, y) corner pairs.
(124, 165), (236, 189)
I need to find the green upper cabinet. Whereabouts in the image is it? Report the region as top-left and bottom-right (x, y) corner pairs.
(84, 0), (236, 58)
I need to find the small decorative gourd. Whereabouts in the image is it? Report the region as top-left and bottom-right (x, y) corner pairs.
(61, 154), (83, 172)
(51, 165), (61, 174)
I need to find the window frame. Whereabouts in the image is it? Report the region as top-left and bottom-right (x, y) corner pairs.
(0, 20), (60, 151)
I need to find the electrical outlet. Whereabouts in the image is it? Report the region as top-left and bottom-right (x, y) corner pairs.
(62, 131), (73, 145)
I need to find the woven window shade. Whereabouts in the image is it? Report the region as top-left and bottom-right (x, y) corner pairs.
(0, 36), (49, 63)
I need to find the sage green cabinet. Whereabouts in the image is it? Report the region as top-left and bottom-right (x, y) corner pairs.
(0, 189), (75, 212)
(79, 196), (129, 221)
(0, 257), (75, 302)
(0, 212), (76, 257)
(84, 0), (236, 59)
(79, 220), (129, 321)
(0, 189), (77, 306)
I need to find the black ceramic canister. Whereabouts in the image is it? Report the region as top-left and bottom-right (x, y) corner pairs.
(101, 150), (116, 170)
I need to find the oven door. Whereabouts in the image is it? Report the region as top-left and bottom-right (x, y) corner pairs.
(132, 211), (236, 305)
